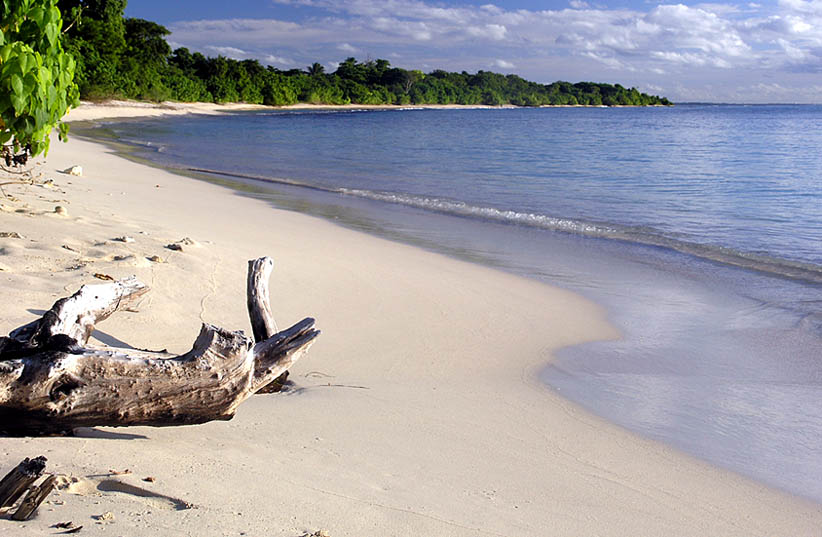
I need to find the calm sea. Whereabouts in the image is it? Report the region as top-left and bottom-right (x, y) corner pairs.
(87, 105), (822, 502)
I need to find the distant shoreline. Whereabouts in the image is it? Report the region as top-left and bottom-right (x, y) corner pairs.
(64, 99), (671, 122)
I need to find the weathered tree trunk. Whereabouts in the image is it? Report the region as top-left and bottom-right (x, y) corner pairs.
(0, 257), (319, 435)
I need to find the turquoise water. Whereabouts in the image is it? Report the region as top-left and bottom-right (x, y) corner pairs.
(92, 105), (822, 502)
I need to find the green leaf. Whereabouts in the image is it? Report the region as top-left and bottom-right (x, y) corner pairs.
(1, 59), (21, 79)
(0, 131), (11, 145)
(30, 7), (45, 26)
(22, 72), (36, 95)
(10, 92), (27, 115)
(19, 52), (35, 74)
(44, 22), (56, 46)
(0, 29), (5, 46)
(10, 73), (23, 95)
(34, 106), (48, 127)
(46, 84), (56, 107)
(39, 65), (51, 84)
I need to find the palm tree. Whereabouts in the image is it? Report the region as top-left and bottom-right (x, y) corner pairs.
(307, 62), (325, 76)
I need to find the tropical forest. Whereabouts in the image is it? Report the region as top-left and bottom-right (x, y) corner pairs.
(56, 0), (671, 107)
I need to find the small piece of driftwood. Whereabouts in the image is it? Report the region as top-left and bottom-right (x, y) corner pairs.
(0, 257), (319, 435)
(11, 474), (58, 520)
(0, 457), (46, 509)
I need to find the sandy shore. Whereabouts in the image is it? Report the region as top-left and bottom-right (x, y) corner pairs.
(63, 100), (272, 121)
(64, 99), (515, 122)
(63, 99), (660, 124)
(0, 105), (820, 536)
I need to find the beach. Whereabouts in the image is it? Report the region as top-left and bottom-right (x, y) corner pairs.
(1, 102), (821, 536)
(61, 100), (513, 123)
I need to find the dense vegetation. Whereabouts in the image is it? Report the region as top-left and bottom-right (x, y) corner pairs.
(1, 0), (79, 160)
(57, 0), (671, 107)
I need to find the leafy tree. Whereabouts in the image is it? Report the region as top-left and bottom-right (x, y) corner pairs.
(58, 0), (126, 58)
(58, 0), (126, 96)
(334, 57), (366, 84)
(51, 2), (671, 108)
(123, 18), (170, 65)
(1, 0), (79, 160)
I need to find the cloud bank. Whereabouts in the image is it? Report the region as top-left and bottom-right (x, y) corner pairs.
(165, 0), (822, 102)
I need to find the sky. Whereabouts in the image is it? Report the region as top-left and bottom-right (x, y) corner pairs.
(123, 0), (822, 103)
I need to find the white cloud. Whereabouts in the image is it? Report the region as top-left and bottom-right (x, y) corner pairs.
(205, 45), (248, 59)
(263, 55), (293, 66)
(493, 59), (515, 69)
(779, 0), (822, 15)
(466, 24), (507, 41)
(693, 3), (742, 15)
(166, 0), (822, 102)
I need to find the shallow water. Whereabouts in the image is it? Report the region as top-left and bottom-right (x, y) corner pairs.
(84, 105), (822, 502)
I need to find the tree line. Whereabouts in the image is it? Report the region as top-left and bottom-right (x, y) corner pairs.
(57, 0), (671, 107)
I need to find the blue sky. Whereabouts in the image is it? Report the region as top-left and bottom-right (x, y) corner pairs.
(124, 1), (822, 103)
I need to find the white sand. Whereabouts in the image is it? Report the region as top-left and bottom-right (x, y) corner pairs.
(64, 100), (270, 122)
(0, 103), (820, 536)
(63, 99), (512, 123)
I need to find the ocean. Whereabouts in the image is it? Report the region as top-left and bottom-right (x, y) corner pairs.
(84, 104), (822, 502)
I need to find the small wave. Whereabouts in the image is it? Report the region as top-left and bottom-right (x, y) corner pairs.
(186, 167), (822, 284)
(339, 188), (822, 282)
(339, 188), (619, 235)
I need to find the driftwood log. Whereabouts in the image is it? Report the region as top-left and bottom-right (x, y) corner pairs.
(0, 257), (319, 435)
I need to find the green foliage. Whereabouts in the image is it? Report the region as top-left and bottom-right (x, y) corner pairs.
(54, 3), (671, 109)
(58, 0), (126, 97)
(0, 0), (79, 158)
(124, 18), (169, 62)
